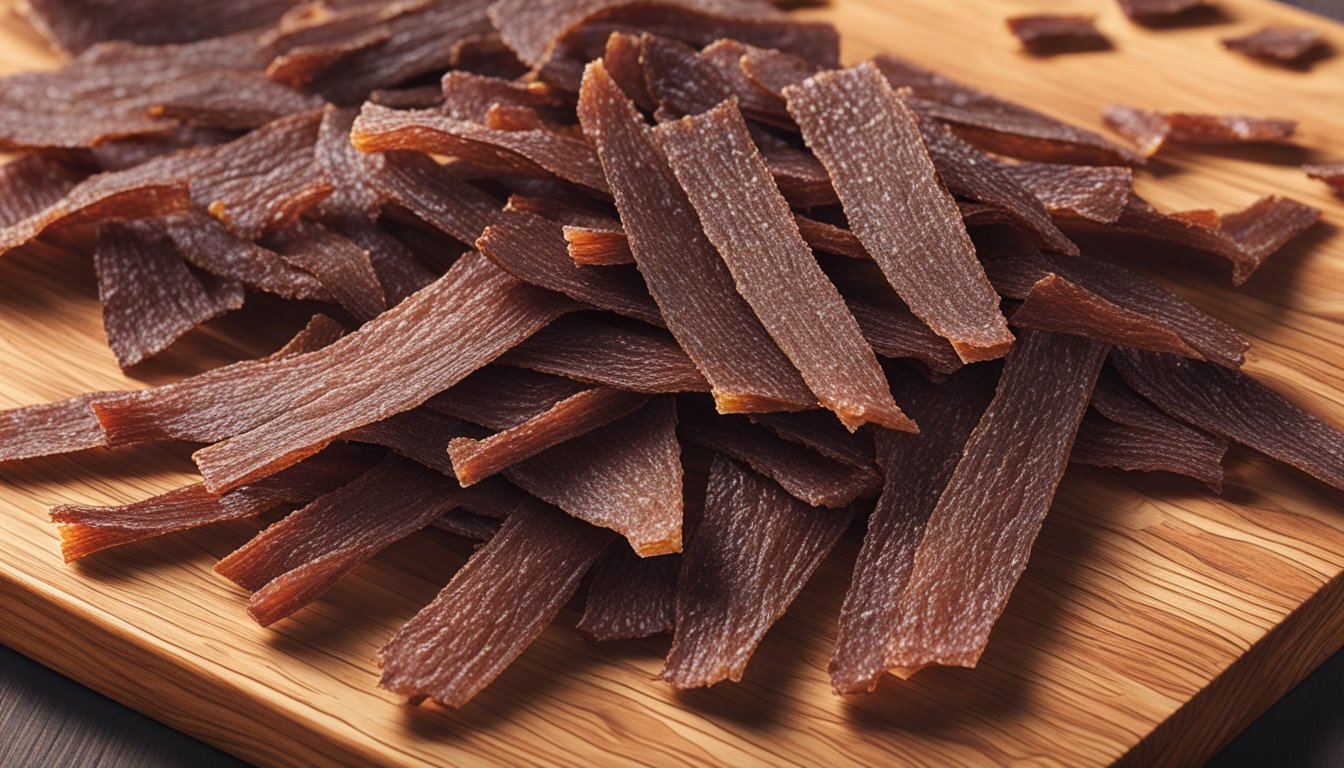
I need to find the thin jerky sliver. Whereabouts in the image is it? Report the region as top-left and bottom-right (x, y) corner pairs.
(0, 171), (190, 256)
(1222, 27), (1323, 64)
(430, 367), (590, 431)
(346, 408), (483, 477)
(1103, 104), (1297, 157)
(749, 410), (876, 469)
(146, 70), (324, 131)
(25, 0), (298, 53)
(269, 220), (387, 321)
(163, 212), (330, 301)
(785, 63), (1013, 363)
(440, 71), (569, 124)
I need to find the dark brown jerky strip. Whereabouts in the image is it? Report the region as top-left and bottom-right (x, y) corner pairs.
(326, 217), (437, 307)
(265, 22), (394, 92)
(698, 40), (796, 128)
(449, 387), (649, 485)
(440, 71), (570, 124)
(368, 85), (445, 110)
(1071, 410), (1225, 490)
(791, 214), (861, 259)
(505, 192), (619, 230)
(756, 134), (840, 208)
(162, 212), (330, 301)
(1222, 27), (1323, 63)
(748, 410), (875, 469)
(431, 509), (502, 542)
(346, 408), (484, 477)
(497, 315), (709, 394)
(785, 64), (1013, 363)
(1112, 349), (1344, 491)
(661, 456), (851, 688)
(0, 154), (91, 228)
(657, 101), (914, 431)
(679, 405), (878, 508)
(362, 152), (502, 246)
(740, 45), (821, 102)
(1304, 163), (1344, 189)
(430, 367), (591, 431)
(830, 367), (994, 694)
(450, 32), (529, 79)
(353, 103), (609, 195)
(886, 331), (1108, 674)
(602, 32), (656, 111)
(95, 220), (245, 369)
(192, 253), (574, 492)
(1103, 104), (1297, 157)
(0, 170), (189, 256)
(476, 210), (664, 325)
(847, 299), (964, 375)
(505, 398), (682, 555)
(1006, 15), (1107, 52)
(577, 542), (678, 640)
(378, 500), (610, 708)
(89, 126), (239, 173)
(24, 0), (298, 53)
(640, 34), (734, 120)
(49, 442), (376, 561)
(874, 54), (1137, 166)
(267, 220), (387, 321)
(147, 70), (324, 131)
(216, 456), (463, 626)
(1001, 162), (1133, 223)
(579, 61), (814, 413)
(1117, 0), (1211, 20)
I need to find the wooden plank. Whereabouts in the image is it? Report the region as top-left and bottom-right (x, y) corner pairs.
(2, 0), (1344, 765)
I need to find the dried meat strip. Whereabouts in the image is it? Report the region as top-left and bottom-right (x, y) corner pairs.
(1304, 163), (1344, 190)
(346, 408), (484, 477)
(846, 298), (964, 375)
(748, 410), (875, 469)
(564, 224), (632, 265)
(1071, 410), (1225, 490)
(163, 212), (330, 301)
(579, 60), (814, 412)
(217, 455), (464, 626)
(191, 252), (574, 492)
(1112, 349), (1344, 491)
(0, 169), (189, 256)
(830, 367), (994, 694)
(577, 543), (678, 640)
(430, 367), (590, 431)
(24, 0), (299, 53)
(886, 331), (1108, 675)
(1001, 162), (1133, 223)
(267, 220), (387, 321)
(785, 63), (1013, 363)
(378, 500), (610, 707)
(1222, 27), (1323, 64)
(440, 71), (570, 124)
(1117, 0), (1211, 20)
(506, 398), (682, 555)
(450, 32), (530, 79)
(1103, 104), (1297, 157)
(95, 220), (245, 369)
(432, 509), (502, 542)
(1006, 15), (1107, 53)
(326, 217), (437, 307)
(0, 154), (92, 228)
(602, 32), (656, 111)
(661, 456), (851, 688)
(146, 70), (324, 131)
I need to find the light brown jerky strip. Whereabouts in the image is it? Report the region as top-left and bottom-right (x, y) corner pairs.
(578, 542), (679, 640)
(505, 398), (682, 556)
(346, 407), (484, 477)
(217, 456), (464, 626)
(785, 63), (1013, 363)
(378, 500), (610, 708)
(1304, 163), (1344, 190)
(1112, 349), (1344, 491)
(886, 331), (1108, 674)
(657, 101), (914, 432)
(1006, 15), (1107, 52)
(1001, 162), (1133, 223)
(661, 456), (851, 688)
(192, 253), (574, 492)
(830, 366), (995, 694)
(1222, 27), (1323, 63)
(579, 60), (813, 412)
(1103, 104), (1297, 157)
(564, 224), (631, 265)
(95, 220), (244, 369)
(748, 410), (875, 469)
(1071, 410), (1225, 490)
(268, 220), (387, 322)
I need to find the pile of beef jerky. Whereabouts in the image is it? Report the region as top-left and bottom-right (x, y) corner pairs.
(0, 0), (1338, 707)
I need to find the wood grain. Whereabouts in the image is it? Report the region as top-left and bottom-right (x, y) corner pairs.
(2, 0), (1344, 766)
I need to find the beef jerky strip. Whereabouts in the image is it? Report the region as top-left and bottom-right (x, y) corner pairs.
(440, 71), (570, 124)
(497, 315), (709, 394)
(1001, 162), (1133, 224)
(505, 192), (619, 230)
(785, 64), (1013, 363)
(450, 32), (530, 80)
(602, 32), (656, 111)
(1222, 27), (1323, 64)
(1006, 15), (1107, 53)
(353, 104), (609, 195)
(564, 224), (633, 265)
(698, 40), (796, 128)
(831, 366), (995, 694)
(432, 509), (502, 542)
(50, 443), (376, 562)
(739, 45), (821, 105)
(0, 154), (90, 229)
(430, 367), (591, 430)
(379, 499), (610, 707)
(147, 70), (324, 131)
(369, 85), (445, 110)
(657, 101), (914, 432)
(1071, 410), (1225, 490)
(640, 34), (735, 121)
(217, 456), (464, 626)
(346, 408), (485, 477)
(162, 212), (330, 301)
(476, 210), (664, 326)
(505, 398), (681, 555)
(326, 217), (437, 307)
(754, 133), (840, 208)
(661, 456), (851, 688)
(361, 152), (502, 247)
(577, 541), (679, 640)
(1304, 163), (1344, 190)
(847, 299), (964, 375)
(887, 331), (1108, 675)
(192, 253), (575, 492)
(679, 405), (878, 508)
(267, 220), (387, 321)
(24, 0), (300, 53)
(1104, 104), (1297, 157)
(264, 23), (394, 93)
(95, 220), (245, 369)
(0, 170), (189, 256)
(1117, 0), (1211, 20)
(1113, 349), (1344, 491)
(986, 252), (1247, 367)
(579, 61), (814, 413)
(874, 54), (1137, 166)
(748, 410), (875, 469)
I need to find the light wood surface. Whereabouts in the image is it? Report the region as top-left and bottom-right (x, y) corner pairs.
(3, 0), (1344, 765)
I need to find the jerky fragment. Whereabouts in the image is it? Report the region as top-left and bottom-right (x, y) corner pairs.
(216, 456), (464, 626)
(0, 154), (92, 227)
(268, 220), (387, 321)
(327, 217), (437, 307)
(1002, 162), (1133, 223)
(1117, 0), (1211, 20)
(698, 40), (796, 127)
(450, 33), (530, 79)
(378, 500), (610, 708)
(577, 543), (679, 640)
(1222, 27), (1323, 64)
(95, 220), (245, 369)
(1304, 163), (1344, 190)
(192, 253), (574, 492)
(602, 32), (655, 111)
(1006, 15), (1107, 53)
(147, 70), (324, 131)
(430, 367), (591, 431)
(640, 34), (736, 120)
(1113, 349), (1344, 492)
(661, 456), (851, 688)
(163, 212), (330, 301)
(361, 152), (502, 246)
(432, 509), (502, 542)
(346, 408), (484, 477)
(1103, 104), (1297, 157)
(748, 410), (875, 469)
(24, 0), (300, 53)
(440, 71), (570, 124)
(845, 297), (964, 375)
(579, 61), (814, 412)
(1071, 411), (1225, 490)
(506, 398), (682, 556)
(887, 331), (1108, 674)
(785, 64), (1013, 363)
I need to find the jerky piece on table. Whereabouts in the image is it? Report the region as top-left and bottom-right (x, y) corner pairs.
(830, 367), (995, 694)
(432, 510), (502, 542)
(267, 220), (387, 321)
(887, 331), (1108, 675)
(579, 61), (814, 413)
(24, 0), (300, 53)
(192, 253), (575, 493)
(1102, 104), (1297, 157)
(1304, 163), (1344, 190)
(1006, 15), (1108, 53)
(0, 154), (91, 227)
(95, 220), (245, 369)
(50, 443), (377, 562)
(785, 63), (1013, 363)
(1001, 162), (1133, 224)
(429, 367), (591, 431)
(1116, 0), (1211, 20)
(345, 408), (485, 477)
(1112, 349), (1344, 492)
(661, 456), (851, 688)
(506, 398), (682, 556)
(1071, 409), (1225, 490)
(578, 542), (679, 641)
(162, 212), (330, 302)
(146, 70), (324, 131)
(1222, 27), (1323, 64)
(379, 500), (610, 708)
(216, 455), (464, 626)
(748, 410), (875, 469)
(440, 71), (571, 124)
(0, 169), (189, 256)
(657, 100), (914, 432)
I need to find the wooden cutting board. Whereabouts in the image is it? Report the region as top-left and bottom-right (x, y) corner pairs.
(3, 0), (1344, 765)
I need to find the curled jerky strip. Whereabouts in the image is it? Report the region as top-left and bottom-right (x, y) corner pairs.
(1103, 104), (1297, 157)
(577, 542), (679, 641)
(699, 40), (797, 127)
(0, 170), (189, 256)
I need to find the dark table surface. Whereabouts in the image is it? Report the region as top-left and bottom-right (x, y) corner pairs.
(5, 1), (1344, 766)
